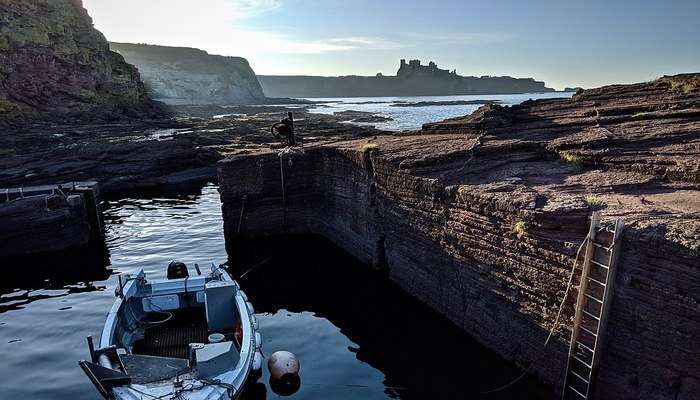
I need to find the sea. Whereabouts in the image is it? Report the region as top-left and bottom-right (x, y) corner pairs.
(305, 92), (573, 131)
(0, 93), (570, 400)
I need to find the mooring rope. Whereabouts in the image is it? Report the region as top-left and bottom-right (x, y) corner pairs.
(279, 154), (287, 229)
(277, 146), (306, 231)
(482, 236), (590, 395)
(237, 194), (247, 235)
(544, 237), (589, 347)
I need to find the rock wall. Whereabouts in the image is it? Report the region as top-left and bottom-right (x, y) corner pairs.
(218, 74), (700, 399)
(0, 188), (93, 259)
(110, 43), (265, 105)
(0, 0), (161, 125)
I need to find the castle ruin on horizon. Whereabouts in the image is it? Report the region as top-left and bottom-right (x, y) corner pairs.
(397, 59), (458, 78)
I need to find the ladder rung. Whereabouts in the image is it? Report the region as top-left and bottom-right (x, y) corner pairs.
(573, 355), (592, 369)
(580, 324), (598, 337)
(582, 309), (600, 321)
(568, 385), (587, 398)
(576, 340), (594, 353)
(590, 260), (609, 269)
(585, 293), (603, 304)
(592, 242), (610, 251)
(587, 276), (606, 287)
(570, 370), (590, 384)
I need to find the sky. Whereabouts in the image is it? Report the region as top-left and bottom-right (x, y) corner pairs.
(82, 0), (700, 90)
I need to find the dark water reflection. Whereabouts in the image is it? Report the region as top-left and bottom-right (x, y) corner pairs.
(235, 236), (551, 400)
(0, 183), (551, 399)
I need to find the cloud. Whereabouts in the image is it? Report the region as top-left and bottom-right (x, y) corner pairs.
(327, 37), (411, 51)
(234, 0), (284, 16)
(82, 0), (402, 57)
(404, 32), (512, 46)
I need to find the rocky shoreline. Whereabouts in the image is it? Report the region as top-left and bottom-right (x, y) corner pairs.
(217, 75), (700, 399)
(0, 105), (389, 194)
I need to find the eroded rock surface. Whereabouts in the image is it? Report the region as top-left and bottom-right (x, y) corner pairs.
(0, 0), (163, 125)
(1, 107), (387, 193)
(219, 74), (700, 399)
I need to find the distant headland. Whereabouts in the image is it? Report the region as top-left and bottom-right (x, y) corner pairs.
(258, 59), (555, 98)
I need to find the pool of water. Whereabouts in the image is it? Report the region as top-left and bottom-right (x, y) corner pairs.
(0, 183), (551, 399)
(306, 92), (573, 131)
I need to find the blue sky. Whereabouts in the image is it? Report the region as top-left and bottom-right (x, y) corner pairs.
(84, 0), (700, 89)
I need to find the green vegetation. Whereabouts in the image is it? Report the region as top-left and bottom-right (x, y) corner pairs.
(358, 143), (379, 153)
(0, 99), (19, 114)
(513, 220), (528, 238)
(559, 151), (583, 167)
(583, 195), (605, 208)
(665, 76), (699, 94)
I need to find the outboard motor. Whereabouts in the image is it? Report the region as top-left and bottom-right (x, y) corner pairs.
(167, 261), (189, 280)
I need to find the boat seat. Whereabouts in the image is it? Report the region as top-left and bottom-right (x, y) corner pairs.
(119, 354), (189, 384)
(205, 280), (238, 332)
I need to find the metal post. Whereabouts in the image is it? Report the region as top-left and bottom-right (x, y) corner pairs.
(87, 336), (96, 363)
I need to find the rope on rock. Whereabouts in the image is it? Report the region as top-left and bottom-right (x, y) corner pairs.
(481, 370), (529, 394)
(277, 146), (305, 231)
(482, 236), (590, 395)
(237, 194), (247, 235)
(544, 237), (589, 347)
(279, 154), (286, 229)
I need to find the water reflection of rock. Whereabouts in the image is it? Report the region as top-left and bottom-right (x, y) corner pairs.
(230, 235), (551, 399)
(0, 244), (111, 313)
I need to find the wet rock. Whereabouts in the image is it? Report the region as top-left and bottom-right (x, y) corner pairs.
(391, 100), (501, 107)
(333, 110), (393, 123)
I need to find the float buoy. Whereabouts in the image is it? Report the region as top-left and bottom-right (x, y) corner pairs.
(267, 351), (300, 381)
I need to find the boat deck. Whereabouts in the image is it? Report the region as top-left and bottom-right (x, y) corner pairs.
(133, 308), (208, 359)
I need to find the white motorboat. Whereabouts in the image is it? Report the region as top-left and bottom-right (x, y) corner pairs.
(79, 262), (263, 399)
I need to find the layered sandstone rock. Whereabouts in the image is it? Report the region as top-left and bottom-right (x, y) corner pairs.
(218, 74), (700, 399)
(0, 0), (162, 125)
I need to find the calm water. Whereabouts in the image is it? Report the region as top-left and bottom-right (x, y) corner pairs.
(0, 184), (551, 399)
(306, 93), (573, 131)
(0, 98), (558, 399)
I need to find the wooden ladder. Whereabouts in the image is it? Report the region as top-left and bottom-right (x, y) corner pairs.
(562, 212), (625, 400)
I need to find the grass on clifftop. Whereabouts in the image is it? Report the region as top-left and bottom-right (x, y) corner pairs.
(559, 151), (583, 167)
(664, 75), (700, 94)
(584, 195), (606, 208)
(513, 220), (528, 238)
(358, 143), (379, 153)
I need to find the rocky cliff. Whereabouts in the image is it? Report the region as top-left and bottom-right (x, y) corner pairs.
(110, 43), (265, 105)
(218, 74), (700, 399)
(0, 0), (161, 125)
(258, 59), (554, 98)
